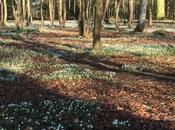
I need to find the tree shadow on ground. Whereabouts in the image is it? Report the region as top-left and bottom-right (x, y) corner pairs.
(1, 33), (175, 129)
(0, 68), (174, 130)
(6, 34), (175, 82)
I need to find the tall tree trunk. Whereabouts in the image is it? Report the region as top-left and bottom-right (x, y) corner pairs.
(63, 0), (66, 26)
(122, 0), (127, 25)
(115, 0), (121, 30)
(102, 0), (110, 23)
(22, 0), (26, 27)
(49, 0), (54, 27)
(58, 0), (63, 28)
(2, 0), (7, 25)
(128, 0), (134, 28)
(134, 0), (148, 32)
(0, 0), (4, 26)
(26, 0), (32, 25)
(93, 0), (103, 51)
(12, 0), (24, 29)
(156, 0), (165, 19)
(78, 0), (91, 38)
(148, 0), (152, 27)
(40, 0), (44, 29)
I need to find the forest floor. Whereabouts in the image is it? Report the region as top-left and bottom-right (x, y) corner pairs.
(0, 21), (175, 130)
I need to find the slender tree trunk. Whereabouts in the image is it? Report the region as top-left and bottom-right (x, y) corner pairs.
(93, 0), (103, 51)
(40, 0), (44, 29)
(102, 0), (110, 24)
(78, 0), (91, 38)
(2, 0), (7, 25)
(128, 0), (134, 28)
(49, 0), (54, 27)
(134, 0), (148, 32)
(58, 0), (63, 28)
(115, 0), (121, 30)
(122, 0), (127, 25)
(148, 0), (152, 27)
(13, 0), (24, 29)
(156, 0), (165, 19)
(26, 0), (32, 25)
(22, 0), (26, 27)
(63, 0), (66, 26)
(0, 0), (4, 26)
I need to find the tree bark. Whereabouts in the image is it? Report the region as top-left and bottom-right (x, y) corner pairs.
(93, 0), (103, 51)
(115, 0), (121, 30)
(148, 0), (152, 27)
(40, 0), (44, 29)
(156, 0), (165, 19)
(128, 0), (134, 28)
(26, 0), (32, 25)
(58, 0), (63, 28)
(134, 0), (148, 32)
(2, 0), (7, 25)
(78, 0), (91, 38)
(49, 0), (54, 27)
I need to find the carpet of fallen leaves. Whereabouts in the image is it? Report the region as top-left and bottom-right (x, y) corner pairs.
(0, 28), (175, 130)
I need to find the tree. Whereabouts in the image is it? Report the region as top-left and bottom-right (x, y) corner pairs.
(3, 0), (7, 25)
(58, 0), (66, 28)
(12, 0), (25, 29)
(0, 0), (4, 26)
(101, 0), (110, 29)
(148, 0), (153, 27)
(115, 0), (121, 30)
(78, 0), (91, 38)
(134, 0), (148, 32)
(40, 0), (44, 29)
(49, 0), (55, 27)
(0, 0), (7, 26)
(93, 0), (103, 51)
(156, 0), (165, 19)
(26, 0), (32, 25)
(128, 0), (134, 28)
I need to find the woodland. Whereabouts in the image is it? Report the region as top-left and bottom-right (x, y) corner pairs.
(0, 0), (175, 130)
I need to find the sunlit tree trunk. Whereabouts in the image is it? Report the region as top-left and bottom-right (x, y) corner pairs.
(26, 0), (32, 25)
(58, 0), (66, 28)
(156, 0), (165, 19)
(148, 0), (152, 27)
(12, 0), (24, 29)
(58, 0), (63, 28)
(63, 0), (66, 26)
(2, 0), (7, 25)
(78, 0), (91, 38)
(93, 0), (103, 51)
(128, 0), (134, 28)
(40, 0), (44, 29)
(22, 0), (26, 27)
(0, 0), (4, 26)
(49, 0), (54, 27)
(134, 0), (148, 32)
(115, 0), (121, 30)
(101, 0), (110, 29)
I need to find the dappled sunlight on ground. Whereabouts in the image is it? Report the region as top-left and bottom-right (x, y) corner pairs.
(0, 26), (175, 130)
